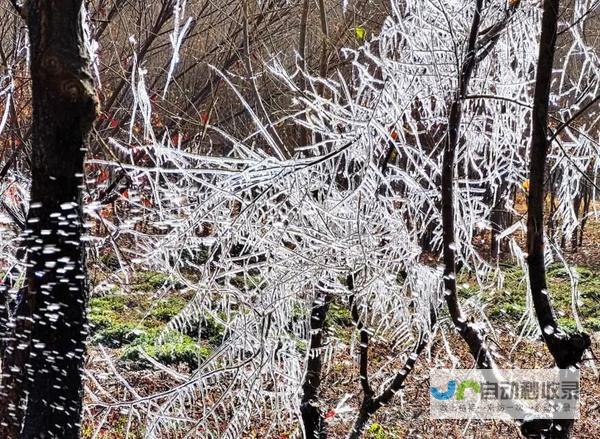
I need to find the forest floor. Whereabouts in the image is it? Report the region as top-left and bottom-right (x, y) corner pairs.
(82, 223), (600, 439)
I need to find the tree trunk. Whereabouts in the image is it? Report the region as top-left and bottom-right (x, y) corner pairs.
(490, 181), (511, 258)
(301, 292), (330, 439)
(578, 179), (592, 246)
(0, 1), (98, 437)
(442, 0), (496, 370)
(522, 0), (590, 436)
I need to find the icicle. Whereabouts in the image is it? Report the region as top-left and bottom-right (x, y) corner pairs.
(163, 0), (193, 97)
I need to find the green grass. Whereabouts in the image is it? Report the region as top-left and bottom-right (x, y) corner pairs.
(325, 302), (354, 341)
(122, 329), (211, 369)
(89, 294), (213, 368)
(88, 295), (134, 339)
(326, 303), (353, 327)
(132, 270), (182, 292)
(230, 274), (264, 291)
(482, 264), (600, 332)
(149, 296), (187, 322)
(91, 321), (146, 348)
(365, 422), (396, 439)
(88, 275), (216, 369)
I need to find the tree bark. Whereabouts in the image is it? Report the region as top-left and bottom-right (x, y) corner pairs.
(442, 0), (496, 370)
(0, 1), (98, 437)
(525, 0), (590, 370)
(522, 0), (590, 437)
(301, 292), (330, 439)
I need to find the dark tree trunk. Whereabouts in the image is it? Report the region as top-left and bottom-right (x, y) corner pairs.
(441, 0), (496, 370)
(490, 181), (512, 258)
(0, 1), (98, 438)
(578, 180), (592, 246)
(522, 0), (590, 437)
(301, 292), (331, 439)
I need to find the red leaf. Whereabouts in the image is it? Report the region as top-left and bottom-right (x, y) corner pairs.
(100, 207), (112, 219)
(324, 410), (335, 420)
(97, 169), (110, 184)
(171, 133), (188, 144)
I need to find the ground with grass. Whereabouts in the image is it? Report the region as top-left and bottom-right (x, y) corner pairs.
(83, 247), (600, 438)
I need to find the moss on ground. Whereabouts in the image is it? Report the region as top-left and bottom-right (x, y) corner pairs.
(89, 294), (213, 368)
(122, 329), (211, 369)
(484, 264), (600, 332)
(365, 422), (398, 439)
(98, 252), (120, 269)
(149, 296), (187, 322)
(132, 270), (181, 292)
(294, 338), (307, 354)
(230, 274), (264, 291)
(88, 274), (215, 368)
(197, 313), (226, 345)
(90, 296), (135, 327)
(92, 322), (147, 348)
(326, 303), (353, 327)
(325, 302), (354, 341)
